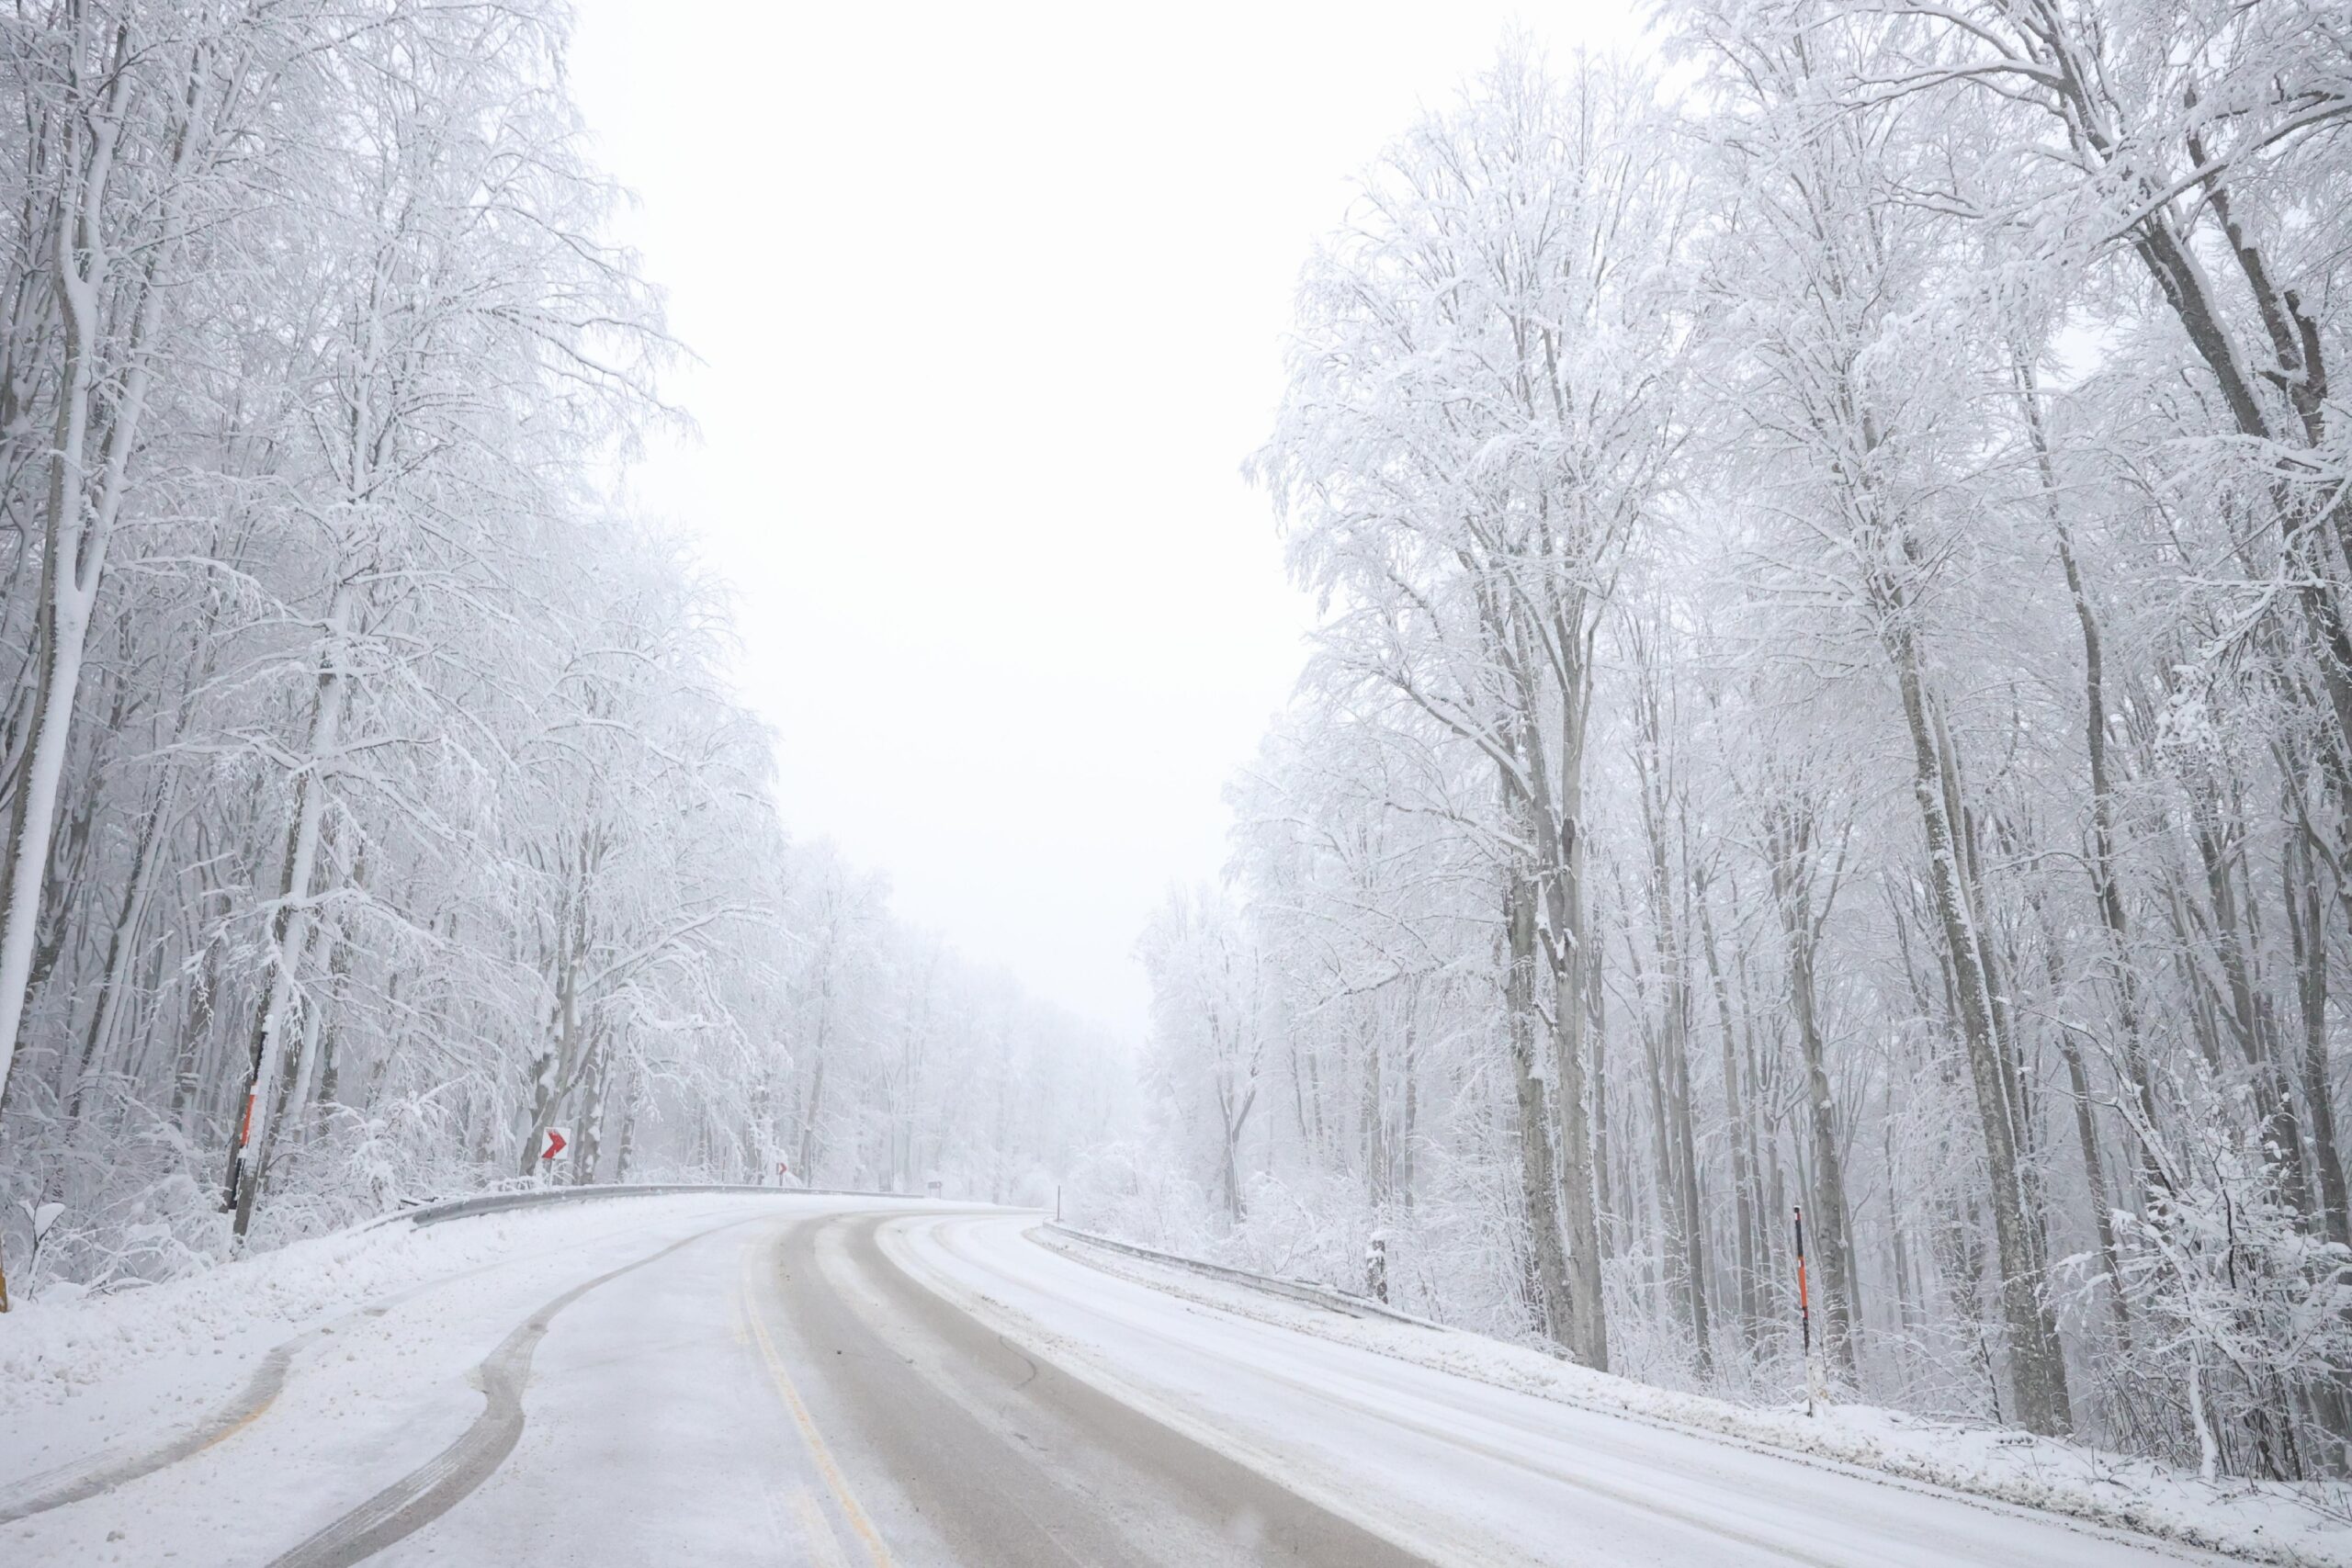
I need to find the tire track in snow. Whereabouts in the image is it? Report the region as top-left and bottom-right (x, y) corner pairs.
(0, 1250), (526, 1525)
(0, 1315), (325, 1525)
(902, 1216), (2230, 1568)
(805, 1212), (1438, 1568)
(0, 1206), (749, 1526)
(929, 1219), (1842, 1565)
(266, 1213), (765, 1568)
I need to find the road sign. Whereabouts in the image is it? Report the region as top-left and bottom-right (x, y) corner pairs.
(540, 1127), (568, 1161)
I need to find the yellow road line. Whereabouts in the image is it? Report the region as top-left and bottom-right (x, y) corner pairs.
(790, 1486), (854, 1568)
(739, 1244), (894, 1568)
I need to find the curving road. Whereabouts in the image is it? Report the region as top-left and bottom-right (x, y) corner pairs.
(4, 1196), (2228, 1566)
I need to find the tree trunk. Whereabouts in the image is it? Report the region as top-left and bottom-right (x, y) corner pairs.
(63, 756), (178, 1122)
(1768, 797), (1860, 1384)
(2016, 354), (2167, 1194)
(1506, 847), (1579, 1352)
(1526, 702), (1610, 1371)
(1699, 873), (1764, 1350)
(229, 588), (353, 1238)
(0, 35), (193, 1111)
(1888, 634), (2073, 1435)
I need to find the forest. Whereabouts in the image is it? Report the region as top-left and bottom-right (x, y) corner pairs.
(0, 1), (1126, 1302)
(5, 0), (2349, 1503)
(1121, 0), (2352, 1488)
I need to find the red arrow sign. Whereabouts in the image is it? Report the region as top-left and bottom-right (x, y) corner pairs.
(540, 1128), (567, 1161)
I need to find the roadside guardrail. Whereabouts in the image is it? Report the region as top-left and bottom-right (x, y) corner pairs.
(1043, 1223), (1442, 1329)
(386, 1183), (940, 1229)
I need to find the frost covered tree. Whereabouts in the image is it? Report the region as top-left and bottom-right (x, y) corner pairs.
(0, 0), (1130, 1308)
(1250, 49), (1693, 1370)
(1133, 23), (2352, 1479)
(1138, 886), (1265, 1224)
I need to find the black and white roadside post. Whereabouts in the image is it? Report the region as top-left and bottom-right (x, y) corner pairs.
(1793, 1203), (1815, 1417)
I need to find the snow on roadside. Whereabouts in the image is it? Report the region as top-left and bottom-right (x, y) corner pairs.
(16, 1203), (560, 1412)
(0, 1190), (783, 1504)
(1042, 1226), (2352, 1568)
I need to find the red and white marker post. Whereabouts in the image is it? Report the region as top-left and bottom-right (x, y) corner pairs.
(539, 1127), (568, 1162)
(1793, 1203), (1815, 1417)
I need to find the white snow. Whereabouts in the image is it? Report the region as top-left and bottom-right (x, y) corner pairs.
(7, 1195), (2339, 1567)
(899, 1215), (2352, 1567)
(0, 1194), (792, 1529)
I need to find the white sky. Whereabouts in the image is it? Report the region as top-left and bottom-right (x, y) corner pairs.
(567, 1), (1645, 1036)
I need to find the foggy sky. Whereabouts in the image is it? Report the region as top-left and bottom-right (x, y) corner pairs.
(567, 1), (1645, 1034)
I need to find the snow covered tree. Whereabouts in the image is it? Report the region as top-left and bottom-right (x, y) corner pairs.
(1252, 48), (1693, 1370)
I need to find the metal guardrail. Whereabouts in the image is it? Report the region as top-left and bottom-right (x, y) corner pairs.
(1044, 1223), (1442, 1329)
(391, 1182), (933, 1228)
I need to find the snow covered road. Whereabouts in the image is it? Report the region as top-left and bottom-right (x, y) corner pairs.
(3, 1195), (2236, 1565)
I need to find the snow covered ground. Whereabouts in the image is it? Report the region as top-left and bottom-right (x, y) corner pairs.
(0, 1192), (869, 1562)
(896, 1213), (2337, 1567)
(1012, 1224), (2352, 1568)
(2, 1193), (2335, 1566)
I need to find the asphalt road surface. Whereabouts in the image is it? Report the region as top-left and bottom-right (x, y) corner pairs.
(3, 1196), (2236, 1566)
